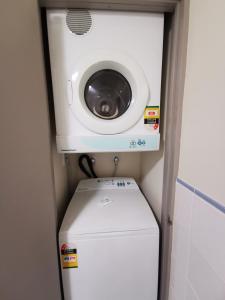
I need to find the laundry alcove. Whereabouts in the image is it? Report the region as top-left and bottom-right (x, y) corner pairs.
(40, 1), (189, 300)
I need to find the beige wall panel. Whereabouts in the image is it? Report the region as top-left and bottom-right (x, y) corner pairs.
(140, 149), (164, 221)
(0, 1), (62, 299)
(40, 0), (177, 12)
(178, 0), (225, 204)
(52, 141), (69, 222)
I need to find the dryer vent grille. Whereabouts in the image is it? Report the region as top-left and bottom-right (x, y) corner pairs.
(66, 9), (92, 35)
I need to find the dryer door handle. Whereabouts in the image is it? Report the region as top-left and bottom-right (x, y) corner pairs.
(67, 80), (73, 105)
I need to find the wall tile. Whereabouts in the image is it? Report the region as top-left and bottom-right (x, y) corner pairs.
(174, 182), (194, 228)
(169, 182), (194, 300)
(186, 280), (199, 300)
(168, 283), (177, 300)
(188, 244), (225, 300)
(170, 180), (225, 300)
(191, 194), (225, 281)
(170, 227), (189, 300)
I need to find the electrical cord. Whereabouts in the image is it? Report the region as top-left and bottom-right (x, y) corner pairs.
(78, 154), (97, 178)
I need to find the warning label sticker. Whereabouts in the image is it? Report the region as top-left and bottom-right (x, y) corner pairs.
(144, 106), (160, 130)
(61, 243), (78, 269)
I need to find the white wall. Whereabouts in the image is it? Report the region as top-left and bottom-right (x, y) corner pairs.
(178, 0), (225, 205)
(170, 1), (225, 299)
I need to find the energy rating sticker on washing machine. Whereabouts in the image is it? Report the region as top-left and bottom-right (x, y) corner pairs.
(144, 106), (160, 131)
(61, 243), (78, 269)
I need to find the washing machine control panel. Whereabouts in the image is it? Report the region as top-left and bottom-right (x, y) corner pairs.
(77, 178), (138, 191)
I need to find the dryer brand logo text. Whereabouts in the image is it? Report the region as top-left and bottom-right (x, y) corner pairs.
(129, 139), (146, 148)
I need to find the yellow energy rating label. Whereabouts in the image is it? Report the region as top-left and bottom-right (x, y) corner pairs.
(61, 243), (78, 269)
(144, 106), (160, 120)
(144, 106), (160, 130)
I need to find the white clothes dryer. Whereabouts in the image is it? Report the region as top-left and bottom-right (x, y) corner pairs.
(47, 9), (164, 153)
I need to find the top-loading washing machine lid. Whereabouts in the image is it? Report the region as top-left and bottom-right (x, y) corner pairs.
(69, 50), (149, 134)
(59, 178), (159, 239)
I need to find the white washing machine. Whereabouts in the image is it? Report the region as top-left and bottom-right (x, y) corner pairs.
(47, 10), (164, 153)
(59, 178), (159, 300)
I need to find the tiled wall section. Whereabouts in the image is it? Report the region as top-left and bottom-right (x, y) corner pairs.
(169, 179), (225, 300)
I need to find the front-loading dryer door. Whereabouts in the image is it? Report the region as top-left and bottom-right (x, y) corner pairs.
(70, 50), (149, 134)
(84, 69), (132, 120)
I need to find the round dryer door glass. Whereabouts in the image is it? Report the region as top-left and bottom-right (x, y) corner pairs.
(84, 69), (132, 120)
